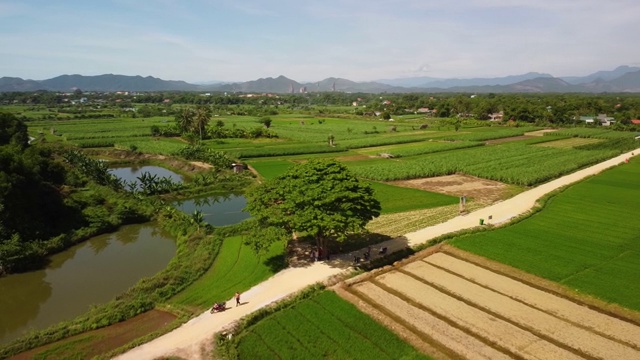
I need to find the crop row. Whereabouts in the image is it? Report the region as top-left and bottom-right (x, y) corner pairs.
(235, 291), (427, 359)
(348, 143), (619, 186)
(360, 141), (485, 157)
(438, 126), (541, 141)
(545, 127), (635, 139)
(231, 143), (346, 158)
(366, 204), (480, 237)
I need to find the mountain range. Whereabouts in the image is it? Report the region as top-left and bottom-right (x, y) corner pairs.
(2, 66), (640, 94)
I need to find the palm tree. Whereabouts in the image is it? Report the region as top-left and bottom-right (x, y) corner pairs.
(194, 106), (211, 141)
(176, 108), (195, 134)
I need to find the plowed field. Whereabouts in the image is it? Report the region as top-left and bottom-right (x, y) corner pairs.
(341, 251), (640, 360)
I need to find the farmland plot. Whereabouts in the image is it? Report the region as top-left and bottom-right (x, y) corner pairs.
(343, 251), (640, 360)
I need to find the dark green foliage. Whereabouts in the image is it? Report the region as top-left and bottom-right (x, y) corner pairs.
(63, 150), (122, 189)
(0, 114), (153, 274)
(0, 112), (29, 148)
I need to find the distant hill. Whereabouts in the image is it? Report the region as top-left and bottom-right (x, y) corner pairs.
(376, 72), (553, 88)
(561, 65), (640, 84)
(375, 76), (440, 88)
(506, 77), (583, 93)
(0, 77), (46, 92)
(303, 77), (403, 93)
(597, 69), (640, 92)
(39, 74), (200, 92)
(213, 75), (302, 93)
(2, 66), (640, 93)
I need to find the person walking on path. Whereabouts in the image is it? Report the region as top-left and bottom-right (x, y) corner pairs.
(234, 292), (241, 307)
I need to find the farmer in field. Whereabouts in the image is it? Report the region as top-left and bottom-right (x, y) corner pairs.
(235, 292), (241, 307)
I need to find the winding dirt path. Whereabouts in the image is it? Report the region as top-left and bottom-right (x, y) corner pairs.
(114, 148), (640, 360)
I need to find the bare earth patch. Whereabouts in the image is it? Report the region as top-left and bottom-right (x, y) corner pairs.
(525, 129), (559, 136)
(190, 161), (213, 169)
(390, 174), (515, 205)
(11, 310), (176, 360)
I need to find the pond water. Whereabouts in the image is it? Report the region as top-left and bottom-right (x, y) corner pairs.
(108, 165), (183, 189)
(0, 223), (176, 345)
(174, 193), (251, 226)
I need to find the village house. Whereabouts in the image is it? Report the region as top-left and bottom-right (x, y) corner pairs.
(597, 114), (615, 126)
(489, 112), (504, 121)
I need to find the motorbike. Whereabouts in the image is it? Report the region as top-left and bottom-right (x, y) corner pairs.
(210, 301), (227, 313)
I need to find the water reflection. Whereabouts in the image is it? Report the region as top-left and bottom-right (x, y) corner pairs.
(174, 193), (250, 226)
(0, 223), (176, 345)
(108, 166), (183, 190)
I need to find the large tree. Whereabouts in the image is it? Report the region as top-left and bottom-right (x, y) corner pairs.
(245, 159), (381, 258)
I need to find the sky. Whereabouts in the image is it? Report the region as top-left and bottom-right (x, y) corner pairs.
(1, 0), (639, 83)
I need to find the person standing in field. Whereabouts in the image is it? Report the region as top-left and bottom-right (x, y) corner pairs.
(235, 292), (241, 307)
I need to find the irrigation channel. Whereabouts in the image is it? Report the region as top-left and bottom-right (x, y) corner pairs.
(0, 166), (250, 345)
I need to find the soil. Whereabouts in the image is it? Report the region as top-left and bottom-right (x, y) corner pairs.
(525, 129), (559, 136)
(91, 149), (212, 174)
(390, 174), (514, 205)
(190, 161), (213, 169)
(11, 310), (176, 360)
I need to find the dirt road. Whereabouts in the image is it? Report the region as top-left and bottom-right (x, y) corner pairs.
(114, 149), (640, 360)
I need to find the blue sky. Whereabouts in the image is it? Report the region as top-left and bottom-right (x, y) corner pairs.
(1, 0), (638, 82)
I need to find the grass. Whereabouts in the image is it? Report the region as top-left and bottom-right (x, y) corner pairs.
(247, 159), (295, 180)
(451, 157), (640, 311)
(368, 181), (458, 214)
(235, 291), (430, 360)
(169, 236), (286, 310)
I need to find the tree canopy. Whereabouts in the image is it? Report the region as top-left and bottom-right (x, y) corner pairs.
(245, 159), (381, 257)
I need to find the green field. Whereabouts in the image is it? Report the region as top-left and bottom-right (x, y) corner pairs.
(348, 142), (621, 186)
(170, 236), (285, 309)
(452, 158), (640, 310)
(235, 291), (429, 360)
(367, 181), (458, 214)
(246, 159), (458, 214)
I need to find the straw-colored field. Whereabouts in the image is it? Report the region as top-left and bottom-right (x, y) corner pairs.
(341, 251), (640, 360)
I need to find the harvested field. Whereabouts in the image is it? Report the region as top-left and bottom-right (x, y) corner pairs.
(524, 129), (559, 136)
(390, 174), (518, 205)
(535, 137), (603, 148)
(341, 251), (640, 360)
(484, 135), (531, 144)
(11, 310), (176, 360)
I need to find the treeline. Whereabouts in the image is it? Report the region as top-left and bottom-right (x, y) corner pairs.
(4, 91), (640, 126)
